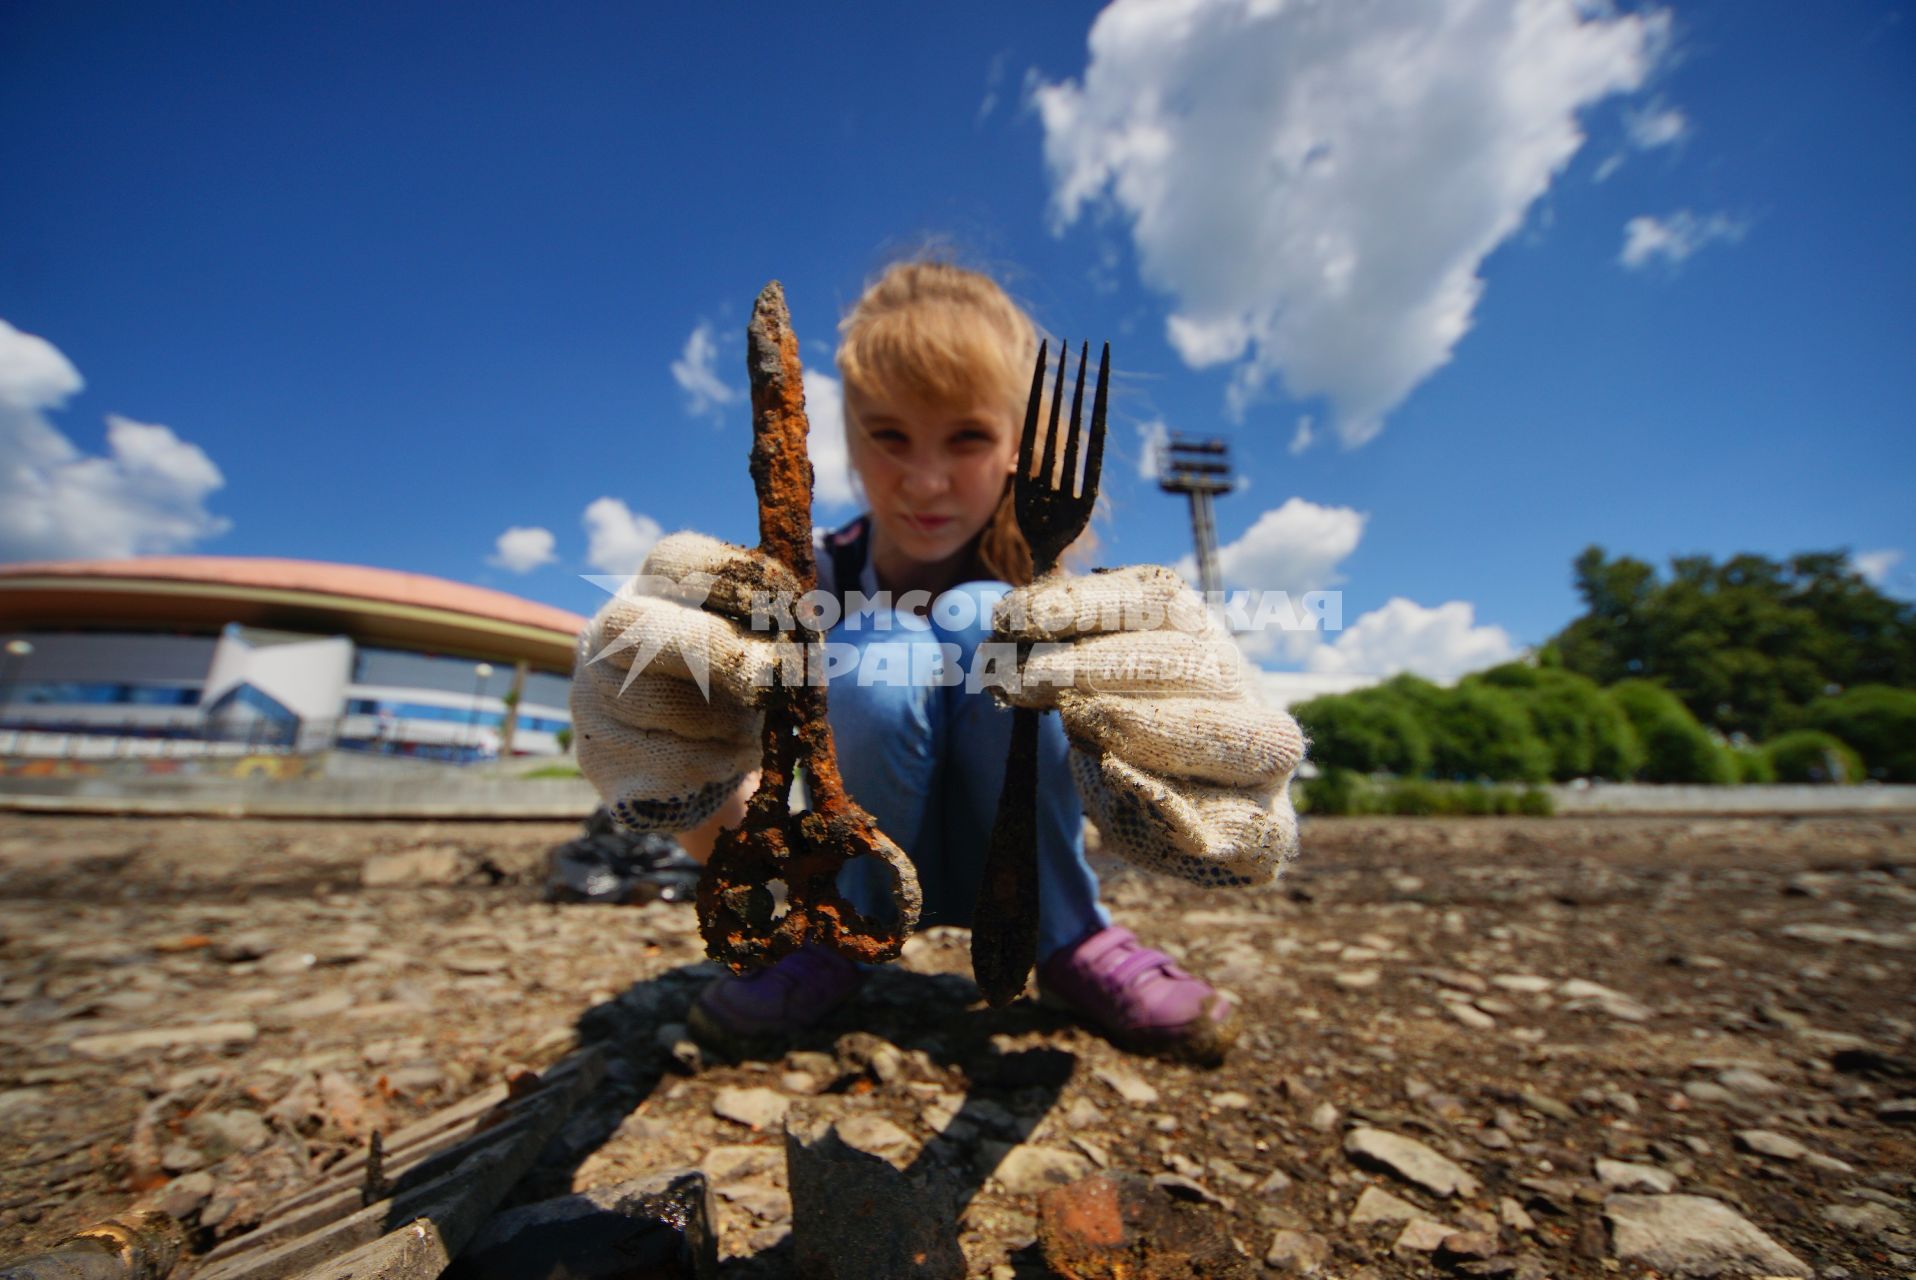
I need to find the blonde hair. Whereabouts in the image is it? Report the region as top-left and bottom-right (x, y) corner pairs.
(836, 261), (1039, 585)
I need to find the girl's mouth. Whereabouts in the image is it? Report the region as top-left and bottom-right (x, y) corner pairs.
(903, 514), (954, 534)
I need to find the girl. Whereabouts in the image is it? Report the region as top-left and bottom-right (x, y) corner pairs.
(572, 260), (1303, 1065)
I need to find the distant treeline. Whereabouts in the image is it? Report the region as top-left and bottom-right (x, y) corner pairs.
(1294, 548), (1916, 787)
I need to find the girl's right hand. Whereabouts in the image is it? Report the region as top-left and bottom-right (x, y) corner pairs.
(568, 532), (804, 832)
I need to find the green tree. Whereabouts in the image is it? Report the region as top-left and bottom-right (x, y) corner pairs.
(1551, 548), (1916, 740)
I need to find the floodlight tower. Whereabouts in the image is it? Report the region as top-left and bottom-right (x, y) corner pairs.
(1157, 435), (1234, 601)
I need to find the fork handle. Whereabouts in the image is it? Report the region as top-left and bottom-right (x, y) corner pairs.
(973, 705), (1042, 1006)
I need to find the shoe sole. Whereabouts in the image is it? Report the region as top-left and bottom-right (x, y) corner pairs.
(686, 999), (789, 1063)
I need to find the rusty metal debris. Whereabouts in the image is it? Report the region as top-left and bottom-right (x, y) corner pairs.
(695, 282), (923, 972)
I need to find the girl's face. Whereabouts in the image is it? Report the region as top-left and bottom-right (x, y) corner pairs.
(845, 382), (1018, 575)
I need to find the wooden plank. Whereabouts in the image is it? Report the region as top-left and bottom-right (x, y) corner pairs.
(192, 1047), (604, 1280)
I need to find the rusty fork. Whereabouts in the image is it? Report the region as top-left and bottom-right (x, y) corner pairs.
(972, 339), (1110, 1006)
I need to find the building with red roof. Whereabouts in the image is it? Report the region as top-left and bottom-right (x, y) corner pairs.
(0, 557), (587, 760)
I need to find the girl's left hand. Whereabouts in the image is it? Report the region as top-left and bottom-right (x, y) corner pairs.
(993, 565), (1306, 886)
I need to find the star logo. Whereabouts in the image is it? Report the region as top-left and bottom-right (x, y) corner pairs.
(580, 571), (720, 699)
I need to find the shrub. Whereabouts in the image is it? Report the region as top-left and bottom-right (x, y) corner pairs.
(1728, 745), (1777, 785)
(1293, 688), (1433, 777)
(1764, 730), (1865, 784)
(1297, 767), (1364, 815)
(1609, 680), (1735, 784)
(1798, 685), (1916, 782)
(1296, 773), (1555, 816)
(1473, 664), (1644, 781)
(1424, 683), (1553, 783)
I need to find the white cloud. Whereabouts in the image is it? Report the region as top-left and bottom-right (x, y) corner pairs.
(671, 322), (738, 421)
(0, 318), (229, 561)
(1854, 548), (1903, 587)
(1619, 209), (1748, 269)
(582, 497), (662, 577)
(978, 50), (1010, 123)
(1177, 497), (1366, 663)
(1288, 415), (1315, 456)
(489, 526), (557, 573)
(1209, 498), (1367, 595)
(802, 369), (858, 512)
(1594, 103), (1687, 181)
(1034, 0), (1667, 446)
(1625, 102), (1688, 150)
(1305, 597), (1517, 681)
(1135, 419), (1169, 480)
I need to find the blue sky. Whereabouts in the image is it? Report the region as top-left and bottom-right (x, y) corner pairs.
(4, 0), (1912, 679)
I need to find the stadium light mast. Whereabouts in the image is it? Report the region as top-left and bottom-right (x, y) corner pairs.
(1157, 436), (1233, 601)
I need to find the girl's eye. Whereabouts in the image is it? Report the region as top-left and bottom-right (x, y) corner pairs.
(868, 429), (908, 448)
(950, 430), (996, 451)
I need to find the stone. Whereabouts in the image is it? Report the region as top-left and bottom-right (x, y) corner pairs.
(1344, 1127), (1481, 1198)
(1446, 1002), (1497, 1030)
(1335, 969), (1381, 989)
(1490, 975), (1553, 994)
(184, 1109), (272, 1158)
(157, 1171), (216, 1219)
(834, 1114), (916, 1166)
(699, 1145), (781, 1187)
(1603, 1194), (1810, 1278)
(446, 1169), (717, 1280)
(1559, 978), (1653, 1022)
(1733, 1129), (1808, 1161)
(0, 1088), (49, 1125)
(1037, 1170), (1252, 1279)
(1822, 1201), (1907, 1237)
(1308, 1101), (1339, 1132)
(1264, 1229), (1330, 1273)
(1394, 1218), (1453, 1252)
(1875, 1097), (1916, 1123)
(1595, 1158), (1676, 1193)
(1498, 1196), (1535, 1232)
(1347, 1185), (1436, 1228)
(996, 1145), (1095, 1196)
(715, 1182), (791, 1223)
(1518, 1089), (1574, 1122)
(1093, 1065), (1160, 1107)
(834, 1031), (906, 1085)
(785, 1109), (964, 1280)
(262, 988), (354, 1026)
(1437, 1231), (1502, 1262)
(69, 1022), (258, 1059)
(712, 1087), (789, 1131)
(1716, 1068), (1783, 1096)
(362, 846), (471, 887)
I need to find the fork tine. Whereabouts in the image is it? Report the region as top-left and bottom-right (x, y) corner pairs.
(1038, 339), (1067, 486)
(1082, 342), (1110, 500)
(1018, 341), (1047, 480)
(1060, 341), (1088, 497)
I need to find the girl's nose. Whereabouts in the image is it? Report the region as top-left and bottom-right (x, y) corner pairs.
(900, 464), (950, 500)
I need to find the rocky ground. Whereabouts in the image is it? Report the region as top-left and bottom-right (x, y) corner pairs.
(0, 812), (1912, 1278)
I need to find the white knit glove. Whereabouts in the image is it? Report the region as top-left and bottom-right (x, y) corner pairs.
(570, 532), (804, 832)
(994, 565), (1305, 886)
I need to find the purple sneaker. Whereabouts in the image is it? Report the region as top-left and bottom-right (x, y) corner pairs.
(1038, 925), (1239, 1064)
(687, 944), (867, 1057)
